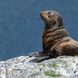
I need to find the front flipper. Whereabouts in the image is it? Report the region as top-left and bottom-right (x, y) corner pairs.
(29, 50), (57, 62)
(29, 55), (50, 62)
(29, 51), (46, 57)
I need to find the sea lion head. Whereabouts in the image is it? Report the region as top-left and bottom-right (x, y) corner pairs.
(40, 10), (63, 28)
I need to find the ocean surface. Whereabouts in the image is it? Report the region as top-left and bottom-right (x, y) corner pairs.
(0, 0), (78, 60)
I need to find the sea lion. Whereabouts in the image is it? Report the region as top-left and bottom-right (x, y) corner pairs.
(29, 10), (78, 62)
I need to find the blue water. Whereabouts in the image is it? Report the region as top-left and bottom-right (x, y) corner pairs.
(0, 0), (78, 60)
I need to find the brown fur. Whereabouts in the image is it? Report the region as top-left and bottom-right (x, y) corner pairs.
(29, 10), (78, 62)
(41, 10), (78, 56)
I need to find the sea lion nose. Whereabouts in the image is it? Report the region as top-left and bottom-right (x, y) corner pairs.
(40, 11), (43, 13)
(40, 11), (43, 15)
(40, 11), (46, 15)
(40, 11), (47, 18)
(40, 11), (43, 17)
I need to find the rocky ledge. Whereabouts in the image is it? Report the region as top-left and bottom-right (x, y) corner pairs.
(0, 55), (78, 78)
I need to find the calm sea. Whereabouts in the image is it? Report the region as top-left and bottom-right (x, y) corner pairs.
(0, 0), (78, 60)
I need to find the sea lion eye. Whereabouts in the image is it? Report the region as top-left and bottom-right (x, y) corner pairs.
(47, 14), (50, 17)
(47, 12), (51, 17)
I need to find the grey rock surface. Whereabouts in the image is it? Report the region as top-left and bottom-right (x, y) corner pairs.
(0, 56), (78, 78)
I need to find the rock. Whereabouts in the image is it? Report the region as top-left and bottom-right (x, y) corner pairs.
(0, 56), (78, 78)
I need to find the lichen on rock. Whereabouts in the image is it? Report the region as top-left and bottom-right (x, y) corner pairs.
(0, 56), (78, 78)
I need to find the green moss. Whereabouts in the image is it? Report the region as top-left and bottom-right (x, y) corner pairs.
(55, 60), (64, 63)
(40, 63), (45, 67)
(38, 63), (45, 67)
(49, 63), (57, 67)
(44, 70), (62, 77)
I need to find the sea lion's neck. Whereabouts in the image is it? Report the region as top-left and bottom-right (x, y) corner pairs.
(45, 24), (64, 32)
(43, 24), (69, 50)
(45, 24), (69, 40)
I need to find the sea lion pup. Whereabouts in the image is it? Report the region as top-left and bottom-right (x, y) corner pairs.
(29, 10), (78, 62)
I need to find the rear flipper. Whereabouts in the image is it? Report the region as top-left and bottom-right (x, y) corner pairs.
(29, 51), (57, 62)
